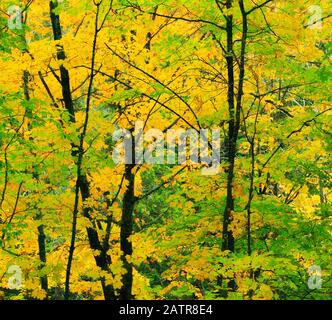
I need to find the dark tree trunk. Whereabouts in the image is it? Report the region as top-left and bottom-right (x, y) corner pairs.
(37, 224), (48, 293)
(49, 0), (75, 122)
(119, 163), (135, 300)
(221, 0), (236, 253)
(79, 176), (116, 300)
(221, 0), (248, 254)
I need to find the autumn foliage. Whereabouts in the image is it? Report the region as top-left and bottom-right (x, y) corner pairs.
(0, 0), (331, 300)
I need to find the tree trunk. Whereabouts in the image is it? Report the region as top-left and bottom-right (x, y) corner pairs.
(23, 68), (49, 295)
(221, 0), (236, 253)
(37, 224), (48, 293)
(119, 163), (135, 300)
(49, 0), (115, 300)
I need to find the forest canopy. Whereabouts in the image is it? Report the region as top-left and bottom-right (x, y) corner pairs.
(0, 0), (331, 300)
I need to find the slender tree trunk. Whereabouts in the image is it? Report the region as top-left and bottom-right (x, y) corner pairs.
(245, 102), (260, 257)
(119, 162), (136, 300)
(79, 176), (116, 300)
(23, 68), (49, 295)
(49, 0), (75, 121)
(221, 0), (236, 253)
(246, 139), (255, 256)
(37, 224), (48, 293)
(221, 0), (248, 254)
(219, 1), (248, 293)
(49, 0), (115, 300)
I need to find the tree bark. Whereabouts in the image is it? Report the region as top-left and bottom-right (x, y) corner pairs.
(221, 0), (248, 254)
(221, 0), (236, 253)
(37, 224), (48, 293)
(119, 162), (136, 300)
